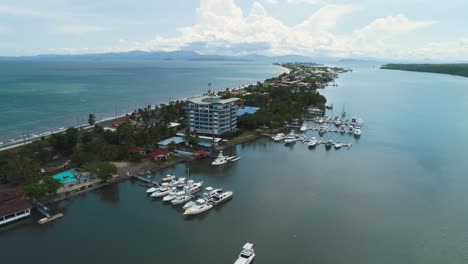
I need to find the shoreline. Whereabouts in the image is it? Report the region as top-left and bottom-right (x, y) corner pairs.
(0, 64), (290, 151)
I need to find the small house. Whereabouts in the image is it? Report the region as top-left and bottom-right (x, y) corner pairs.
(150, 149), (171, 161)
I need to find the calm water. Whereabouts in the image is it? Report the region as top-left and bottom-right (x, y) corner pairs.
(0, 60), (285, 142)
(2, 63), (468, 263)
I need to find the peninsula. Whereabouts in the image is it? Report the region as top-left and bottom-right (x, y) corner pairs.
(381, 63), (468, 78)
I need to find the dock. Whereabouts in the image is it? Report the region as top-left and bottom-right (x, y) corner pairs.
(34, 201), (64, 224)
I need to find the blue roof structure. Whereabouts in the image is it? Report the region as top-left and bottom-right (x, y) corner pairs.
(158, 136), (185, 146)
(237, 106), (260, 116)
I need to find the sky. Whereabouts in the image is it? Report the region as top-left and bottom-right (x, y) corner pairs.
(0, 0), (467, 60)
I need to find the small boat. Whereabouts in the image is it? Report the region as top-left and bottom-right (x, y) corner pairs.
(183, 199), (213, 215)
(162, 174), (176, 182)
(308, 137), (318, 148)
(339, 126), (346, 134)
(325, 140), (333, 150)
(348, 125), (355, 134)
(300, 122), (308, 132)
(356, 118), (364, 126)
(334, 119), (342, 127)
(184, 181), (203, 194)
(234, 243), (256, 264)
(212, 151), (228, 166)
(354, 129), (362, 137)
(163, 189), (185, 202)
(318, 118), (324, 124)
(171, 194), (193, 205)
(334, 142), (342, 149)
(170, 178), (186, 187)
(150, 186), (171, 198)
(146, 186), (159, 194)
(272, 133), (285, 142)
(208, 191), (233, 205)
(183, 187), (216, 209)
(318, 125), (327, 136)
(284, 131), (296, 145)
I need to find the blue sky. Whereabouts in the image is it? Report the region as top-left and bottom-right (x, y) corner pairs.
(0, 0), (467, 59)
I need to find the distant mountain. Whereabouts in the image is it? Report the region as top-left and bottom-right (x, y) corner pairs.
(0, 50), (314, 62)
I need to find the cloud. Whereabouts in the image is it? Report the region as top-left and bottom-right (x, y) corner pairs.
(0, 4), (66, 18)
(285, 0), (324, 4)
(51, 24), (108, 35)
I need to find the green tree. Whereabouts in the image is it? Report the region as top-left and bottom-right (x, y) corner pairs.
(5, 155), (40, 183)
(42, 176), (63, 194)
(93, 162), (117, 182)
(116, 123), (135, 145)
(88, 114), (96, 126)
(23, 183), (48, 200)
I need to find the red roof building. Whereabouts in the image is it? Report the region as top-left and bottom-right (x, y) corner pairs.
(128, 147), (146, 154)
(150, 149), (171, 161)
(0, 188), (33, 225)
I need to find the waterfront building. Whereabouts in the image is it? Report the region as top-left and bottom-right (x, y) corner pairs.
(150, 149), (171, 161)
(0, 188), (33, 226)
(186, 96), (240, 136)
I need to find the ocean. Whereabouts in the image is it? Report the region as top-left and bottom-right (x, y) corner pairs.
(0, 60), (285, 143)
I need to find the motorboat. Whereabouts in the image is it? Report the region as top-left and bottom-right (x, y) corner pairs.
(150, 186), (171, 198)
(318, 118), (324, 124)
(146, 185), (159, 194)
(162, 174), (175, 182)
(334, 119), (342, 127)
(234, 243), (255, 264)
(356, 118), (364, 126)
(300, 122), (308, 132)
(229, 156), (241, 162)
(170, 178), (186, 187)
(212, 151), (228, 166)
(339, 126), (346, 134)
(308, 137), (318, 148)
(348, 125), (355, 134)
(284, 131), (296, 145)
(334, 142), (342, 149)
(318, 125), (327, 136)
(183, 199), (213, 215)
(163, 189), (185, 202)
(171, 194), (193, 205)
(325, 140), (333, 150)
(354, 128), (362, 137)
(208, 191), (233, 205)
(183, 187), (217, 209)
(183, 181), (204, 194)
(272, 133), (285, 142)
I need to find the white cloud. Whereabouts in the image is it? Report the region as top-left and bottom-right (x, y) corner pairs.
(0, 4), (66, 18)
(51, 24), (108, 35)
(264, 0), (278, 4)
(285, 0), (324, 4)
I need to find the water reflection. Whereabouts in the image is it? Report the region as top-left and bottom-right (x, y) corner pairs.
(95, 184), (120, 205)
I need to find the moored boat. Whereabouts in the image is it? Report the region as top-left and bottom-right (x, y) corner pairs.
(234, 243), (255, 264)
(212, 151), (228, 166)
(183, 199), (213, 215)
(208, 191), (233, 205)
(308, 137), (318, 148)
(325, 140), (333, 150)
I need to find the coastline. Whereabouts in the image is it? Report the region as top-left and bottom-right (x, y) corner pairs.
(0, 63), (289, 152)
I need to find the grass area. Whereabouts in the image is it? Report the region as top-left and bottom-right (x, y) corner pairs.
(153, 155), (183, 166)
(227, 131), (259, 145)
(381, 63), (468, 78)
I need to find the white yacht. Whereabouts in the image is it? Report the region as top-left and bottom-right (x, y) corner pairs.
(272, 133), (285, 142)
(183, 187), (217, 209)
(212, 151), (228, 166)
(308, 137), (318, 148)
(300, 122), (308, 132)
(183, 199), (213, 215)
(208, 191), (233, 205)
(163, 190), (185, 202)
(325, 140), (333, 150)
(334, 119), (342, 127)
(348, 125), (355, 134)
(334, 142), (342, 149)
(146, 186), (159, 194)
(284, 131), (296, 145)
(170, 178), (186, 187)
(354, 128), (362, 137)
(162, 174), (175, 182)
(171, 194), (193, 205)
(234, 243), (255, 264)
(150, 186), (171, 198)
(183, 180), (204, 194)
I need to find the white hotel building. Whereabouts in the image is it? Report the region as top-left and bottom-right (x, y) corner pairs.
(186, 96), (240, 136)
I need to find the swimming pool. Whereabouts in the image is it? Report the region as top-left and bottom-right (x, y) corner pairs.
(53, 171), (78, 184)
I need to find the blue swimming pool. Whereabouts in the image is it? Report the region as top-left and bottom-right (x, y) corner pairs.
(53, 171), (78, 184)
